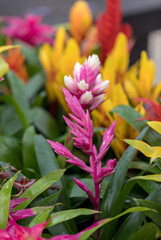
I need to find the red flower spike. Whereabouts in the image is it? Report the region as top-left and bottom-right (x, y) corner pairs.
(135, 98), (161, 121)
(97, 0), (132, 63)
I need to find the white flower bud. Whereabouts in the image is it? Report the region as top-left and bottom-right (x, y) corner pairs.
(77, 80), (89, 90)
(95, 74), (102, 84)
(64, 75), (74, 89)
(80, 91), (93, 104)
(73, 62), (82, 81)
(87, 54), (100, 69)
(96, 80), (110, 94)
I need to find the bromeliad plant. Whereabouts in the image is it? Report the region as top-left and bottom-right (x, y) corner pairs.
(48, 54), (116, 215)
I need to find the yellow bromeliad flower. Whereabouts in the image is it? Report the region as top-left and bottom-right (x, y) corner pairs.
(92, 84), (138, 158)
(101, 32), (161, 102)
(125, 121), (161, 164)
(69, 0), (93, 44)
(39, 27), (85, 111)
(91, 33), (161, 158)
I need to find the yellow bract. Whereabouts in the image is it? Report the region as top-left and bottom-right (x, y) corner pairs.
(125, 121), (161, 164)
(92, 84), (138, 158)
(39, 27), (85, 110)
(92, 33), (161, 158)
(69, 0), (93, 43)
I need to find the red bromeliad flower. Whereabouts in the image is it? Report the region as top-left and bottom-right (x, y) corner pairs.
(97, 0), (132, 63)
(13, 177), (35, 196)
(136, 98), (161, 121)
(2, 14), (55, 46)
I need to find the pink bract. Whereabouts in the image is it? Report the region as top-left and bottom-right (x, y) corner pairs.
(2, 14), (55, 46)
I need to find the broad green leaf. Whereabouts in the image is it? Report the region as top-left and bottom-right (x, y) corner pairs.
(0, 56), (9, 76)
(129, 161), (160, 173)
(32, 107), (60, 140)
(148, 121), (161, 135)
(129, 223), (157, 240)
(133, 198), (161, 227)
(29, 206), (54, 227)
(0, 95), (29, 131)
(114, 185), (161, 240)
(0, 136), (22, 169)
(34, 134), (74, 229)
(7, 70), (29, 111)
(14, 169), (65, 210)
(31, 191), (61, 207)
(130, 174), (161, 182)
(108, 180), (136, 237)
(22, 126), (38, 175)
(101, 126), (148, 240)
(34, 134), (59, 177)
(0, 172), (18, 229)
(47, 209), (98, 227)
(27, 73), (45, 99)
(21, 44), (40, 66)
(137, 180), (159, 194)
(0, 105), (22, 136)
(79, 207), (152, 240)
(112, 105), (161, 146)
(112, 105), (147, 131)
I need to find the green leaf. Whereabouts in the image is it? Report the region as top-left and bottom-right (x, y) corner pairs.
(28, 206), (54, 227)
(22, 126), (38, 175)
(34, 134), (72, 213)
(32, 107), (60, 140)
(47, 208), (98, 227)
(21, 44), (40, 66)
(113, 185), (161, 240)
(128, 223), (157, 240)
(0, 172), (18, 229)
(129, 161), (160, 174)
(112, 105), (147, 131)
(0, 56), (9, 76)
(0, 105), (22, 136)
(79, 207), (152, 240)
(27, 73), (45, 99)
(14, 169), (65, 210)
(130, 174), (161, 182)
(31, 191), (61, 207)
(7, 70), (29, 111)
(137, 180), (159, 194)
(34, 134), (59, 177)
(0, 136), (22, 169)
(133, 198), (161, 227)
(101, 126), (149, 239)
(112, 105), (161, 146)
(0, 95), (29, 131)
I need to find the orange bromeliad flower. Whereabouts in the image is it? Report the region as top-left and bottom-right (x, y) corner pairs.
(69, 0), (93, 44)
(2, 39), (28, 83)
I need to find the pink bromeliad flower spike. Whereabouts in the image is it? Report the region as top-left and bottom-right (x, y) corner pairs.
(64, 54), (109, 112)
(2, 14), (55, 46)
(47, 88), (117, 215)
